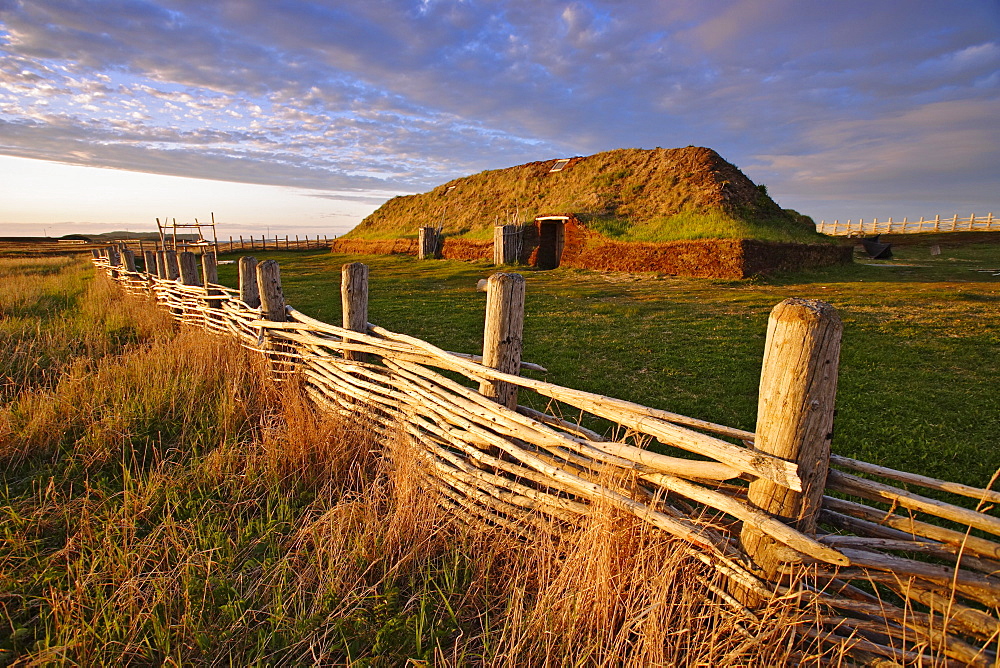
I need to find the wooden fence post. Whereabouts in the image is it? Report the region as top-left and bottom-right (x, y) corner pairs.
(143, 250), (158, 276)
(121, 248), (137, 272)
(738, 298), (842, 600)
(418, 227), (437, 259)
(179, 251), (200, 285)
(164, 250), (180, 281)
(479, 272), (526, 409)
(239, 256), (260, 308)
(202, 251), (221, 316)
(106, 246), (120, 279)
(255, 260), (288, 372)
(201, 251), (218, 285)
(341, 262), (369, 362)
(256, 259), (287, 322)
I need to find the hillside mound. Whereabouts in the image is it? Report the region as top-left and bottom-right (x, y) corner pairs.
(347, 146), (824, 244)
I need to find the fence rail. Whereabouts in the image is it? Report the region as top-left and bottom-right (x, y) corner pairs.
(817, 212), (998, 236)
(92, 244), (1000, 666)
(109, 234), (333, 255)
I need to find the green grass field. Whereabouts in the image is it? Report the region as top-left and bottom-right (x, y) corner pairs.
(2, 237), (998, 665)
(1, 254), (818, 665)
(217, 235), (1000, 488)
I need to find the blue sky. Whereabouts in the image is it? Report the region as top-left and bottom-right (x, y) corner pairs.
(1, 0), (998, 237)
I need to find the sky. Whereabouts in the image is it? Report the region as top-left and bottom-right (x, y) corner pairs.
(1, 0), (998, 238)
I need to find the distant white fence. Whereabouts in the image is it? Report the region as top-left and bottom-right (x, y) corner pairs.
(816, 213), (997, 236)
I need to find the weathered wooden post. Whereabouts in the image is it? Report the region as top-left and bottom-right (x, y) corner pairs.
(256, 260), (286, 321)
(143, 250), (158, 276)
(155, 250), (167, 278)
(418, 227), (438, 260)
(493, 224), (519, 265)
(179, 251), (200, 285)
(341, 262), (369, 362)
(106, 246), (120, 278)
(121, 248), (137, 272)
(142, 249), (157, 294)
(738, 298), (842, 601)
(164, 250), (180, 281)
(255, 260), (288, 372)
(201, 251), (218, 285)
(202, 251), (222, 316)
(479, 272), (526, 409)
(91, 248), (101, 259)
(239, 256), (260, 308)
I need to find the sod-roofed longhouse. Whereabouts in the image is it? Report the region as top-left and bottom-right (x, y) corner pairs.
(335, 146), (851, 279)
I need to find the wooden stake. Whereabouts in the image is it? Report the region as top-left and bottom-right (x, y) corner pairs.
(202, 251), (221, 312)
(121, 248), (137, 272)
(239, 256), (260, 308)
(479, 272), (525, 409)
(164, 250), (180, 280)
(341, 262), (369, 362)
(201, 251), (218, 285)
(143, 250), (158, 277)
(739, 298), (842, 595)
(179, 251), (200, 285)
(256, 259), (286, 322)
(156, 250), (167, 278)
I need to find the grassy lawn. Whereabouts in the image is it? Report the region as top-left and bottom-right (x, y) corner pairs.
(218, 235), (1000, 488)
(2, 255), (818, 666)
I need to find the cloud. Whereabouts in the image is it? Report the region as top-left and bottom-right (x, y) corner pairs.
(0, 0), (997, 223)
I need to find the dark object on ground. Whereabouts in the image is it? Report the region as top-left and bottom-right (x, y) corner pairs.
(861, 235), (893, 259)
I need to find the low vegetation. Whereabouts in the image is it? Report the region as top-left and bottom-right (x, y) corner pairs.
(218, 234), (1000, 487)
(1, 256), (832, 665)
(3, 235), (997, 664)
(348, 146), (826, 244)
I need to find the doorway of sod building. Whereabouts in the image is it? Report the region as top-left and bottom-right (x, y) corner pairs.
(535, 217), (566, 269)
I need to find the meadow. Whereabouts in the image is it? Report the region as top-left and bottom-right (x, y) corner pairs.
(1, 235), (998, 665)
(216, 234), (1000, 486)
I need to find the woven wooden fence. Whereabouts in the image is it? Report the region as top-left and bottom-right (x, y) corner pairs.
(93, 245), (1000, 666)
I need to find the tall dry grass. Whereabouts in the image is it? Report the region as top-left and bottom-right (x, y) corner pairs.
(1, 257), (846, 666)
(0, 256), (174, 402)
